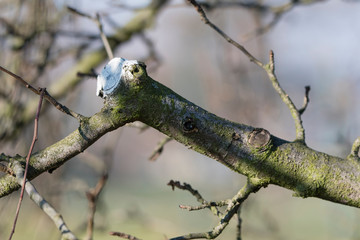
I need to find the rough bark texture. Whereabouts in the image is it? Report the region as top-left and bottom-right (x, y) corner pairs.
(1, 62), (359, 209)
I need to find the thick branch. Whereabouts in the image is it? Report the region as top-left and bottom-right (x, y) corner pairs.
(0, 105), (132, 197)
(130, 65), (360, 208)
(1, 63), (359, 210)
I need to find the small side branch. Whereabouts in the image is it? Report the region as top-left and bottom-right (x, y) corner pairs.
(186, 0), (263, 68)
(168, 180), (221, 217)
(265, 51), (306, 142)
(8, 89), (45, 240)
(12, 162), (77, 240)
(298, 86), (311, 115)
(109, 231), (142, 240)
(186, 1), (308, 143)
(85, 172), (108, 240)
(0, 66), (85, 121)
(149, 136), (172, 161)
(67, 6), (114, 60)
(169, 178), (264, 240)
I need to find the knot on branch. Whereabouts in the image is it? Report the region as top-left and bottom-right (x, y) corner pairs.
(182, 116), (198, 133)
(247, 128), (271, 150)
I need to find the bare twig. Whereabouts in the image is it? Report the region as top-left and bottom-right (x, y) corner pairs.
(236, 206), (242, 240)
(186, 0), (308, 143)
(179, 201), (227, 211)
(67, 6), (114, 60)
(0, 65), (85, 121)
(77, 68), (98, 78)
(8, 88), (45, 240)
(11, 162), (77, 240)
(85, 172), (108, 240)
(168, 180), (203, 199)
(168, 180), (222, 217)
(110, 231), (142, 240)
(243, 1), (294, 40)
(243, 12), (283, 41)
(96, 13), (114, 59)
(298, 86), (311, 115)
(266, 51), (305, 142)
(169, 178), (264, 240)
(186, 0), (263, 67)
(149, 136), (172, 161)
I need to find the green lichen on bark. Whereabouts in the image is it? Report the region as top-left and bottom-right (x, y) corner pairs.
(1, 60), (359, 209)
(117, 63), (360, 208)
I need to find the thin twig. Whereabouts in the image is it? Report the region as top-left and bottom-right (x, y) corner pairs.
(266, 51), (305, 142)
(77, 68), (98, 78)
(186, 1), (308, 143)
(67, 6), (114, 60)
(85, 172), (108, 240)
(169, 178), (264, 240)
(8, 88), (45, 240)
(168, 180), (222, 217)
(96, 13), (114, 59)
(110, 231), (142, 240)
(179, 200), (228, 211)
(186, 0), (263, 67)
(298, 86), (311, 115)
(0, 65), (85, 121)
(243, 1), (294, 40)
(12, 162), (77, 240)
(236, 206), (242, 240)
(149, 136), (172, 161)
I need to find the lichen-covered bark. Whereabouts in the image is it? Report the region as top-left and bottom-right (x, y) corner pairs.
(1, 62), (359, 209)
(0, 105), (132, 197)
(132, 73), (360, 208)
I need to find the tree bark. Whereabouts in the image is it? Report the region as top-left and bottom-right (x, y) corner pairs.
(1, 62), (359, 209)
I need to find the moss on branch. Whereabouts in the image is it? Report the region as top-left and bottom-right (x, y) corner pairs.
(1, 60), (359, 209)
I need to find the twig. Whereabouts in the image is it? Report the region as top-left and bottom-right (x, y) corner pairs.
(110, 231), (142, 240)
(77, 68), (98, 78)
(169, 178), (264, 240)
(8, 88), (45, 240)
(96, 13), (114, 59)
(85, 172), (108, 240)
(149, 136), (172, 161)
(243, 1), (294, 40)
(265, 51), (305, 142)
(298, 86), (311, 115)
(186, 0), (308, 143)
(236, 206), (242, 240)
(186, 0), (263, 68)
(67, 6), (114, 60)
(168, 180), (222, 217)
(11, 162), (77, 240)
(243, 12), (283, 41)
(0, 65), (85, 121)
(179, 200), (227, 211)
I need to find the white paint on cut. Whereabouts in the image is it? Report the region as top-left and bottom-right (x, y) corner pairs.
(96, 57), (139, 98)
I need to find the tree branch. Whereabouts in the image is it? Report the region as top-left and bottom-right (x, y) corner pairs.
(11, 162), (77, 240)
(186, 0), (307, 143)
(169, 178), (263, 240)
(1, 61), (359, 211)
